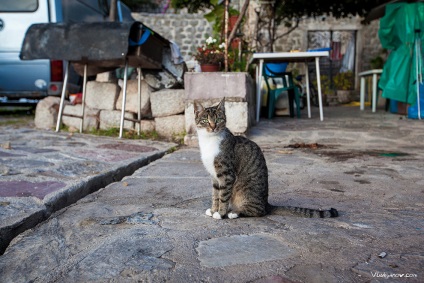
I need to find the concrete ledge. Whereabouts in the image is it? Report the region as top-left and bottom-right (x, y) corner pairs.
(184, 72), (254, 101)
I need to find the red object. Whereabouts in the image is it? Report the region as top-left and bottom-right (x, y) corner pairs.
(231, 37), (241, 49)
(50, 60), (63, 81)
(229, 15), (238, 32)
(201, 64), (220, 72)
(49, 84), (58, 92)
(70, 93), (83, 104)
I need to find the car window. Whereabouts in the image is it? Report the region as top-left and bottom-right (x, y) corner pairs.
(0, 0), (38, 12)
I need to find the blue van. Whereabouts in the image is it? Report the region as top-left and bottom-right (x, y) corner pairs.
(0, 0), (133, 104)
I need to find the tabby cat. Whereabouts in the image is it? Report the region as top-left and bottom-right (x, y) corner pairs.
(194, 98), (338, 219)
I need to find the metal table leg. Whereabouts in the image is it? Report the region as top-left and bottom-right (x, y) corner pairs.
(119, 61), (129, 139)
(56, 61), (70, 132)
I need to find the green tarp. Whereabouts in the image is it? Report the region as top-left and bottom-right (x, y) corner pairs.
(378, 2), (424, 104)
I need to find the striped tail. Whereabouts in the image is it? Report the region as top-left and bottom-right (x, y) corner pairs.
(267, 204), (338, 218)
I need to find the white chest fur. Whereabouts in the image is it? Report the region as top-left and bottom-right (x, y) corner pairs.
(197, 129), (223, 179)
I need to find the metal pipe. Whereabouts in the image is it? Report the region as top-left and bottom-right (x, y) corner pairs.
(56, 61), (70, 132)
(137, 67), (142, 135)
(80, 64), (87, 133)
(119, 60), (128, 138)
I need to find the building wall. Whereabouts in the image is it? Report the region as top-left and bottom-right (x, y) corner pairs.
(133, 11), (383, 82)
(133, 12), (213, 61)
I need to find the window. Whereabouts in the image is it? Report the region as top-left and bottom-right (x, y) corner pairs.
(0, 0), (38, 12)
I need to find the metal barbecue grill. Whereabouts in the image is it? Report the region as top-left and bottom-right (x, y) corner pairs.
(20, 21), (170, 138)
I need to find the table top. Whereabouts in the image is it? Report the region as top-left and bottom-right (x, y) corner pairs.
(252, 51), (329, 63)
(358, 69), (383, 76)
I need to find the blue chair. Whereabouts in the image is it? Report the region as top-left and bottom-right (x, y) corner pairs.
(263, 63), (300, 119)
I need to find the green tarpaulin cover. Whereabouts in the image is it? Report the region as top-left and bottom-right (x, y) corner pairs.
(378, 2), (424, 104)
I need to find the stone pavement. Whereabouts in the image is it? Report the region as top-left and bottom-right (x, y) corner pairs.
(0, 105), (423, 282)
(0, 127), (177, 254)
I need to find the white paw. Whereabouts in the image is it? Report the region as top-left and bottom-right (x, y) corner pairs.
(228, 212), (239, 219)
(212, 212), (222, 219)
(205, 208), (212, 217)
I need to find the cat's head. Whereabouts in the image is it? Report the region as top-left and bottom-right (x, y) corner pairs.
(194, 98), (226, 133)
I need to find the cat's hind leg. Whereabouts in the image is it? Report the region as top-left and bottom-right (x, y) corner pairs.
(234, 201), (267, 218)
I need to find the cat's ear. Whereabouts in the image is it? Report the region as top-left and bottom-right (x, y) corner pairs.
(194, 100), (204, 117)
(217, 97), (225, 112)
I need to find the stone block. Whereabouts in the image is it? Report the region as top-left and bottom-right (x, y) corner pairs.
(184, 72), (255, 103)
(96, 71), (116, 83)
(138, 120), (155, 133)
(116, 80), (151, 117)
(184, 134), (199, 147)
(86, 81), (120, 110)
(225, 101), (250, 133)
(184, 103), (197, 135)
(34, 96), (68, 130)
(150, 89), (185, 118)
(62, 105), (100, 131)
(155, 115), (185, 138)
(99, 110), (135, 130)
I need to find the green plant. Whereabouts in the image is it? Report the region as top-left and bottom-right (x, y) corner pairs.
(370, 49), (388, 69)
(228, 47), (248, 72)
(313, 75), (332, 94)
(333, 71), (354, 90)
(204, 5), (240, 36)
(87, 127), (159, 140)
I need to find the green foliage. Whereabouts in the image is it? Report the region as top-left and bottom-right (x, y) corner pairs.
(204, 6), (240, 35)
(228, 47), (250, 72)
(171, 0), (387, 20)
(370, 48), (388, 69)
(333, 71), (354, 90)
(88, 127), (159, 140)
(171, 0), (215, 13)
(370, 56), (384, 69)
(313, 75), (333, 95)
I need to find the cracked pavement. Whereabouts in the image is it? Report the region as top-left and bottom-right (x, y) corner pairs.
(0, 106), (423, 282)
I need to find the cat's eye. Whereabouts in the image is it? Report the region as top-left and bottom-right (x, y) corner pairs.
(201, 119), (209, 124)
(216, 118), (224, 123)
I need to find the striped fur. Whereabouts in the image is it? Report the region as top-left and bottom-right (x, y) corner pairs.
(194, 98), (338, 219)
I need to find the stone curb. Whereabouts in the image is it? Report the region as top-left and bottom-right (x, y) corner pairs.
(0, 150), (169, 255)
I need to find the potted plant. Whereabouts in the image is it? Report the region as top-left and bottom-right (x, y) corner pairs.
(312, 75), (332, 106)
(333, 71), (354, 104)
(194, 36), (225, 72)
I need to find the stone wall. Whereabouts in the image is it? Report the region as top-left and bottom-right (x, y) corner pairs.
(132, 13), (213, 60)
(34, 79), (186, 141)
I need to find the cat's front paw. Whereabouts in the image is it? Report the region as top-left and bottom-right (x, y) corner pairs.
(205, 208), (213, 217)
(212, 212), (222, 220)
(228, 212), (239, 219)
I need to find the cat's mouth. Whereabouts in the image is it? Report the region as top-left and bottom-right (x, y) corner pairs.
(208, 128), (221, 133)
